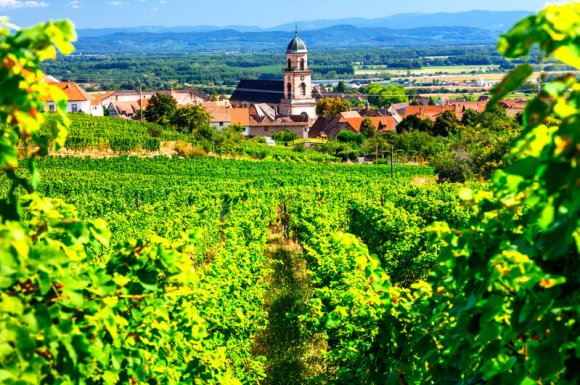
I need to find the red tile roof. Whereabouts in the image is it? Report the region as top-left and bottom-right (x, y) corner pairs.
(91, 91), (116, 106)
(205, 106), (230, 123)
(47, 82), (92, 102)
(405, 105), (457, 121)
(451, 101), (487, 113)
(339, 117), (364, 132)
(370, 116), (396, 132)
(229, 108), (250, 126)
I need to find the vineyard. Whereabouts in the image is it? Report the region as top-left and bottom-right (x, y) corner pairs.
(2, 156), (476, 383)
(35, 114), (184, 152)
(1, 4), (579, 385)
(32, 114), (338, 162)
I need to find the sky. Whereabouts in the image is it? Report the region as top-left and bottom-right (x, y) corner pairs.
(0, 0), (568, 29)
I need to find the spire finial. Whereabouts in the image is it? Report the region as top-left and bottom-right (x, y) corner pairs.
(295, 22), (298, 37)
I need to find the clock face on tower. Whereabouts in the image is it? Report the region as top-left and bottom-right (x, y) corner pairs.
(300, 75), (305, 80)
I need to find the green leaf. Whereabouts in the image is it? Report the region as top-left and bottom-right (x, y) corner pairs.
(488, 64), (534, 110)
(519, 377), (538, 385)
(506, 157), (541, 178)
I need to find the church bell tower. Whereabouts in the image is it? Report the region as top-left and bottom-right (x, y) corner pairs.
(279, 28), (317, 119)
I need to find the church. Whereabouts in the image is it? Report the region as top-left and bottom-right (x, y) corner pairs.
(229, 31), (317, 120)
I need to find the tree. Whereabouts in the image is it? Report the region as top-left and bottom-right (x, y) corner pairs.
(170, 105), (211, 133)
(432, 110), (460, 137)
(335, 81), (347, 93)
(360, 117), (376, 138)
(143, 93), (177, 126)
(316, 97), (350, 118)
(431, 149), (473, 182)
(365, 84), (407, 107)
(460, 108), (479, 126)
(396, 114), (434, 134)
(393, 131), (444, 162)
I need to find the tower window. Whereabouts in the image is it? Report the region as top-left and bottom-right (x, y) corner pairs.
(287, 83), (292, 98)
(287, 59), (292, 70)
(300, 83), (306, 96)
(300, 58), (305, 70)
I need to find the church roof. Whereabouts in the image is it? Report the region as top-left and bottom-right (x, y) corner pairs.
(230, 79), (284, 105)
(287, 33), (307, 54)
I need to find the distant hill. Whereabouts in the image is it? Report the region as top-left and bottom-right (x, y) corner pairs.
(76, 10), (531, 39)
(75, 25), (498, 54)
(76, 25), (262, 38)
(271, 10), (531, 32)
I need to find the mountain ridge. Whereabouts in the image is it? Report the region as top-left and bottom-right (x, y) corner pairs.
(76, 10), (530, 38)
(75, 25), (498, 54)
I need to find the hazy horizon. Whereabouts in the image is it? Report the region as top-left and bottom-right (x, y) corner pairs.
(0, 0), (568, 29)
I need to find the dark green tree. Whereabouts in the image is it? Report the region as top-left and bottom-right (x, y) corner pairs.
(432, 110), (460, 137)
(432, 150), (473, 183)
(170, 105), (211, 133)
(335, 81), (347, 93)
(460, 108), (479, 126)
(360, 117), (377, 139)
(396, 114), (434, 134)
(143, 93), (177, 126)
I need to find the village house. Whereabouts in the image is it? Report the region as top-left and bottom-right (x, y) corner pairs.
(402, 98), (528, 122)
(100, 88), (209, 118)
(404, 105), (456, 121)
(108, 99), (149, 119)
(309, 111), (396, 139)
(203, 104), (251, 135)
(43, 81), (104, 117)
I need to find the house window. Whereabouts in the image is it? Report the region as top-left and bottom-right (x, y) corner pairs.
(300, 58), (305, 70)
(220, 122), (224, 127)
(300, 83), (306, 96)
(264, 127), (269, 132)
(71, 104), (78, 112)
(49, 104), (55, 112)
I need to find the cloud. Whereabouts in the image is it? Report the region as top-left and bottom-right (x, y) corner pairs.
(67, 0), (80, 8)
(0, 0), (48, 8)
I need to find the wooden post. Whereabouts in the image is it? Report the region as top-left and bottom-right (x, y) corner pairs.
(390, 145), (394, 178)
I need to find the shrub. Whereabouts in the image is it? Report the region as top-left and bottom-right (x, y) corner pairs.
(432, 150), (473, 183)
(174, 140), (206, 158)
(271, 129), (298, 144)
(336, 130), (365, 145)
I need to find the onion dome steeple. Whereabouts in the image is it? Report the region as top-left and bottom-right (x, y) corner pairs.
(286, 24), (308, 54)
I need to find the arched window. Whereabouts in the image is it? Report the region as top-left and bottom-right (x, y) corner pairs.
(300, 58), (305, 70)
(287, 83), (292, 98)
(300, 83), (306, 96)
(287, 59), (292, 70)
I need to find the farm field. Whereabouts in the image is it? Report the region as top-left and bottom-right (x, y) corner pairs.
(354, 64), (501, 76)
